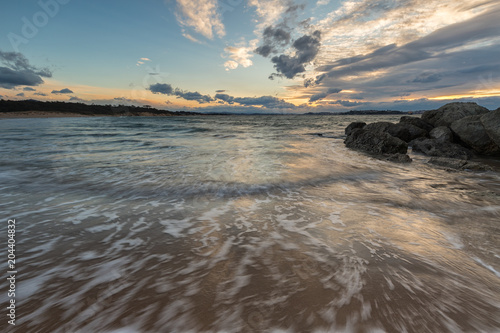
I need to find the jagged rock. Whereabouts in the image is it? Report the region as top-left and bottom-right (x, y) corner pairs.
(345, 128), (408, 155)
(363, 121), (426, 142)
(345, 121), (366, 136)
(385, 153), (412, 163)
(410, 137), (473, 159)
(399, 116), (434, 132)
(480, 109), (500, 148)
(422, 102), (489, 127)
(429, 126), (453, 144)
(451, 115), (500, 155)
(428, 157), (493, 171)
(389, 123), (428, 142)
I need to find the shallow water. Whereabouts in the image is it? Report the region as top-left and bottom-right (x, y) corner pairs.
(0, 115), (499, 332)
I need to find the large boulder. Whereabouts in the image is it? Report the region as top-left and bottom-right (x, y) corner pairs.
(422, 102), (489, 127)
(345, 128), (408, 155)
(480, 109), (500, 148)
(410, 137), (473, 160)
(345, 121), (366, 136)
(429, 126), (453, 144)
(389, 123), (428, 142)
(399, 116), (434, 132)
(450, 115), (500, 155)
(363, 121), (427, 142)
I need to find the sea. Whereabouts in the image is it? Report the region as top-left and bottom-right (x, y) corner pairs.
(0, 115), (499, 333)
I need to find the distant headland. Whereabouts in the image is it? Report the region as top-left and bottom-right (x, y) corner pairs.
(1, 99), (424, 118)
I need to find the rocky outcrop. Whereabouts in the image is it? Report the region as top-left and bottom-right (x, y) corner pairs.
(345, 121), (366, 136)
(399, 116), (434, 132)
(410, 138), (473, 160)
(363, 121), (427, 142)
(480, 109), (500, 148)
(451, 115), (500, 155)
(429, 126), (453, 144)
(422, 102), (489, 127)
(345, 128), (408, 155)
(344, 103), (499, 170)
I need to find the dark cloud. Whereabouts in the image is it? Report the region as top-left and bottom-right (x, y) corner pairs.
(214, 93), (234, 104)
(308, 87), (342, 102)
(175, 90), (213, 103)
(52, 88), (74, 94)
(271, 31), (322, 79)
(409, 72), (442, 83)
(148, 83), (213, 103)
(34, 92), (47, 96)
(309, 92), (328, 103)
(16, 92), (25, 97)
(263, 26), (291, 45)
(69, 96), (85, 102)
(0, 51), (52, 89)
(255, 45), (274, 57)
(233, 96), (295, 109)
(149, 83), (173, 94)
(255, 25), (292, 57)
(215, 94), (295, 109)
(215, 89), (226, 93)
(23, 87), (36, 91)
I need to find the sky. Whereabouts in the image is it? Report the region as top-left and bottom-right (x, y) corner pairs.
(1, 0), (500, 113)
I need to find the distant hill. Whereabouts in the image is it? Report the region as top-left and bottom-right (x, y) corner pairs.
(0, 100), (202, 117)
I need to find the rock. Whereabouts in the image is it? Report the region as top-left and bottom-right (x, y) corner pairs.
(422, 102), (489, 127)
(428, 157), (467, 169)
(410, 137), (473, 159)
(363, 121), (426, 142)
(428, 157), (493, 171)
(389, 123), (428, 142)
(480, 109), (500, 148)
(429, 126), (453, 143)
(385, 153), (412, 163)
(450, 115), (500, 155)
(345, 121), (366, 136)
(399, 116), (434, 132)
(345, 128), (408, 155)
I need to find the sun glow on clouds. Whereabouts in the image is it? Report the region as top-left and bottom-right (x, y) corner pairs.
(174, 0), (225, 40)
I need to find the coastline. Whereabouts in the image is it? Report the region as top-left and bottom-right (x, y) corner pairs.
(0, 111), (93, 119)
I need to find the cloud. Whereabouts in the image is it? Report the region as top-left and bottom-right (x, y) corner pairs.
(302, 3), (500, 105)
(215, 90), (226, 93)
(148, 83), (213, 103)
(175, 90), (214, 103)
(174, 0), (224, 40)
(52, 88), (74, 94)
(34, 92), (47, 96)
(23, 87), (36, 91)
(215, 93), (295, 109)
(223, 39), (258, 71)
(409, 72), (442, 83)
(16, 92), (25, 97)
(149, 83), (173, 95)
(140, 58), (151, 61)
(269, 31), (322, 79)
(69, 96), (85, 102)
(182, 31), (204, 44)
(0, 50), (52, 89)
(308, 88), (342, 102)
